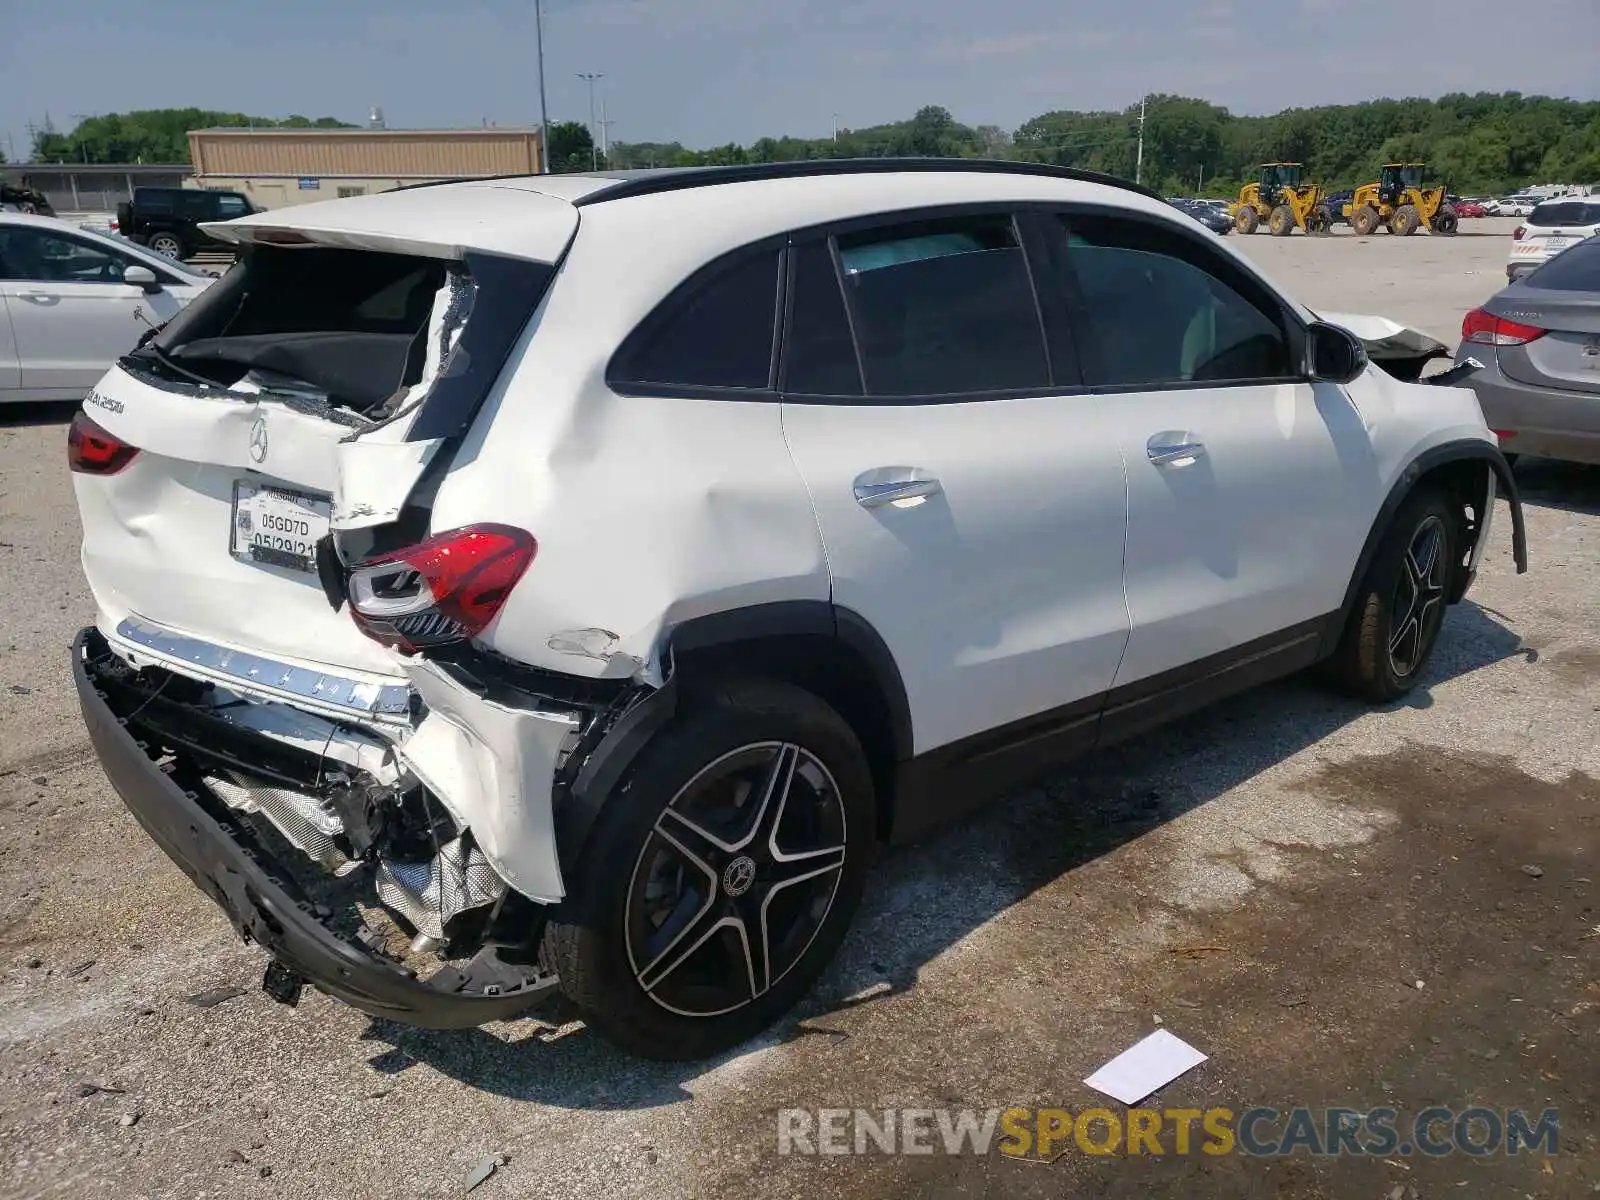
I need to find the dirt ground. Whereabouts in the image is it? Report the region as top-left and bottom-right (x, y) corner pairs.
(1, 216), (1597, 1199)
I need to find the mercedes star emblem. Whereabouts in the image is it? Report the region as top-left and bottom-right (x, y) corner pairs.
(722, 855), (757, 898)
(248, 415), (269, 464)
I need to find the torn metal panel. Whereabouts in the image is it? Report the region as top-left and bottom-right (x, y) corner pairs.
(398, 660), (579, 904)
(206, 772), (353, 873)
(376, 834), (508, 941)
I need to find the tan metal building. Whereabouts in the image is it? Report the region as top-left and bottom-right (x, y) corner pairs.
(187, 127), (543, 210)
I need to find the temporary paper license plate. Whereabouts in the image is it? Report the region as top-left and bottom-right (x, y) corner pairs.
(1543, 237), (1571, 251)
(230, 481), (331, 574)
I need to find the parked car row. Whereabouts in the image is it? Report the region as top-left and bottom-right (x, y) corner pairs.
(1165, 196), (1232, 234)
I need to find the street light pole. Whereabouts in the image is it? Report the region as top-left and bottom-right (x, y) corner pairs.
(533, 0), (550, 172)
(1135, 94), (1146, 186)
(577, 72), (604, 170)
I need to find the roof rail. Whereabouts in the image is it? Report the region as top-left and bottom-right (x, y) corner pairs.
(570, 158), (1164, 207)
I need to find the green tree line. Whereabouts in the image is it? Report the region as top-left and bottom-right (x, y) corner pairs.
(29, 109), (354, 165)
(612, 93), (1600, 196)
(24, 94), (1600, 196)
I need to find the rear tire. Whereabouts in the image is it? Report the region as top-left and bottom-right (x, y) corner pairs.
(1269, 204), (1296, 236)
(1431, 205), (1459, 235)
(1235, 206), (1259, 234)
(147, 232), (184, 259)
(1391, 205), (1421, 236)
(544, 679), (875, 1061)
(1324, 487), (1459, 703)
(1351, 205), (1380, 236)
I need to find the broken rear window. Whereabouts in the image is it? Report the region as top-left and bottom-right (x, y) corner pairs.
(138, 246), (451, 417)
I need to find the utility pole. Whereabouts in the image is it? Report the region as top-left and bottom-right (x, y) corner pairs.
(598, 100), (615, 164)
(577, 72), (604, 170)
(1198, 163), (1204, 193)
(832, 113), (839, 142)
(534, 0), (551, 172)
(1135, 94), (1146, 186)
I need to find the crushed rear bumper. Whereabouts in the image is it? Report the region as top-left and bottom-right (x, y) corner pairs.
(73, 627), (559, 1028)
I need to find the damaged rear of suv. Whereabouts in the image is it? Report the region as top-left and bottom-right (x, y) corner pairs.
(72, 162), (1524, 1061)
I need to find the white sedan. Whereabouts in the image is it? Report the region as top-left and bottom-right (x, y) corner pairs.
(0, 213), (217, 403)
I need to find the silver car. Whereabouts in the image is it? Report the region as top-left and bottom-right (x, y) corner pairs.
(1455, 236), (1600, 466)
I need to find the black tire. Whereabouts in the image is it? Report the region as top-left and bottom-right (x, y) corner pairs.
(1235, 206), (1259, 234)
(1308, 205), (1333, 234)
(147, 231), (185, 259)
(1391, 205), (1420, 236)
(1351, 205), (1380, 236)
(1269, 204), (1296, 236)
(1325, 487), (1460, 702)
(1432, 205), (1459, 235)
(544, 679), (875, 1060)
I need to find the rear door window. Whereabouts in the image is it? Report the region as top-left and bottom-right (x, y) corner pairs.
(835, 213), (1049, 396)
(136, 190), (175, 213)
(214, 194), (251, 218)
(609, 247), (781, 391)
(781, 239), (863, 396)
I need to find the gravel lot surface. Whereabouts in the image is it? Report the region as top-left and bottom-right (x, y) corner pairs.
(2, 215), (1596, 1199)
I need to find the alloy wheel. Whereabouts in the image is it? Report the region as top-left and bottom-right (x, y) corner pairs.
(150, 236), (181, 258)
(624, 741), (848, 1018)
(1388, 514), (1447, 678)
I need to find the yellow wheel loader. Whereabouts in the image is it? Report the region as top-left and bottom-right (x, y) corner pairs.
(1344, 164), (1458, 237)
(1229, 163), (1334, 236)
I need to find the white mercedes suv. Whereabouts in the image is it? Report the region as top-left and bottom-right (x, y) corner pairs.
(69, 160), (1525, 1060)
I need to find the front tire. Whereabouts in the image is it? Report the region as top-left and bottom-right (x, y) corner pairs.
(1391, 204), (1421, 236)
(1325, 487), (1459, 702)
(1269, 204), (1296, 236)
(544, 679), (875, 1061)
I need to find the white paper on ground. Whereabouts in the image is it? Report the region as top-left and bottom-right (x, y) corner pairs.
(1083, 1029), (1208, 1105)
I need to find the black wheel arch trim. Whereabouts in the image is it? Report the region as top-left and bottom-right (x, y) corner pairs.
(554, 600), (914, 871)
(1325, 439), (1527, 655)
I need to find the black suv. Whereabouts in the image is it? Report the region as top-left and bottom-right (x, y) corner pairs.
(115, 186), (257, 259)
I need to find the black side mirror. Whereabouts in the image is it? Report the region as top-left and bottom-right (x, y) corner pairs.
(1306, 321), (1368, 384)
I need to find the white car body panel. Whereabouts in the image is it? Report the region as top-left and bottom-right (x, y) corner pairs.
(1109, 380), (1374, 686)
(70, 169), (1505, 919)
(780, 395), (1131, 755)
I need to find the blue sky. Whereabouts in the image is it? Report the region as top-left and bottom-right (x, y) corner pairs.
(4, 0), (1598, 161)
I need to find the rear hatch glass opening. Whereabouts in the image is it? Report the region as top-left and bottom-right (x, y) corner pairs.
(127, 245), (466, 425)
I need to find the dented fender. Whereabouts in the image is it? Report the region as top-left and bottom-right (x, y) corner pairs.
(398, 659), (580, 904)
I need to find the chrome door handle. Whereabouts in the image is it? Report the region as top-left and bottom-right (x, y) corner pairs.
(853, 478), (942, 508)
(1146, 434), (1207, 466)
(15, 291), (52, 302)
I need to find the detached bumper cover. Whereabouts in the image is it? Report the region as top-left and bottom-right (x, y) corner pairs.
(73, 628), (558, 1028)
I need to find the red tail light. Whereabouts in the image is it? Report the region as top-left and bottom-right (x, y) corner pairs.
(1512, 225), (1526, 241)
(1461, 307), (1546, 346)
(348, 524), (536, 653)
(67, 411), (140, 475)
